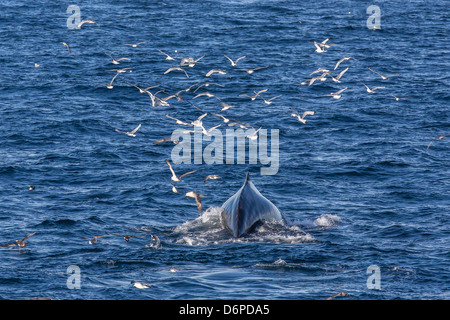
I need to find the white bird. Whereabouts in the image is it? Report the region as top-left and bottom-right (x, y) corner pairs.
(126, 82), (159, 94)
(131, 281), (150, 289)
(105, 52), (131, 65)
(308, 73), (328, 86)
(59, 42), (71, 53)
(334, 57), (354, 70)
(119, 41), (149, 48)
(184, 191), (205, 214)
(224, 55), (246, 66)
(114, 123), (141, 137)
(235, 66), (269, 74)
(164, 66), (189, 78)
(191, 113), (208, 128)
(289, 108), (316, 124)
(322, 87), (348, 99)
(192, 91), (217, 100)
(389, 93), (406, 101)
(246, 127), (262, 140)
(166, 160), (197, 182)
(158, 49), (177, 61)
(204, 175), (222, 183)
(77, 20), (96, 28)
(193, 82), (224, 93)
(205, 69), (227, 77)
(260, 95), (281, 105)
(331, 67), (349, 83)
(368, 67), (399, 80)
(220, 102), (235, 111)
(313, 41), (327, 53)
(211, 114), (231, 123)
(101, 72), (120, 89)
(310, 68), (330, 76)
(165, 114), (193, 127)
(180, 55), (204, 67)
(361, 82), (385, 93)
(106, 67), (134, 73)
(238, 89), (268, 101)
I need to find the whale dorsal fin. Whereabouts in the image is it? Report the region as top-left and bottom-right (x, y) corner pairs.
(245, 171), (250, 183)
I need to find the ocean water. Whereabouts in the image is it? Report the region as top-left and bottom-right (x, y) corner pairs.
(0, 0), (449, 300)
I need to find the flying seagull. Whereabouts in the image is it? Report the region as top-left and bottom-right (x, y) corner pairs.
(105, 52), (131, 65)
(224, 55), (246, 66)
(334, 57), (355, 70)
(166, 160), (197, 182)
(260, 94), (281, 105)
(164, 66), (189, 78)
(77, 20), (96, 28)
(289, 108), (316, 124)
(426, 134), (449, 151)
(0, 232), (36, 248)
(368, 67), (399, 80)
(157, 49), (177, 61)
(119, 41), (149, 48)
(114, 123), (141, 137)
(331, 67), (349, 83)
(204, 175), (222, 183)
(361, 82), (385, 93)
(322, 87), (348, 99)
(205, 69), (227, 77)
(180, 56), (204, 67)
(101, 72), (120, 89)
(238, 89), (268, 101)
(235, 66), (269, 74)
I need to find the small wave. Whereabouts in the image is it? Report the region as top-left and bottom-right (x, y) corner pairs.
(313, 214), (341, 228)
(173, 207), (316, 245)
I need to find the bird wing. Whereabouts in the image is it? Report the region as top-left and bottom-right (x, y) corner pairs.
(130, 124), (141, 135)
(195, 196), (203, 214)
(178, 170), (198, 179)
(336, 67), (349, 80)
(153, 137), (171, 144)
(165, 160), (177, 177)
(21, 232), (37, 242)
(235, 56), (246, 63)
(268, 95), (281, 101)
(302, 111), (316, 118)
(335, 87), (348, 95)
(0, 242), (17, 247)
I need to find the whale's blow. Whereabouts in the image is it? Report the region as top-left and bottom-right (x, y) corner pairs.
(220, 172), (287, 237)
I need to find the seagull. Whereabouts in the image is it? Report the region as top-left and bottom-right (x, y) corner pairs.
(185, 191), (205, 214)
(260, 95), (281, 105)
(205, 69), (227, 77)
(114, 124), (141, 137)
(331, 67), (349, 83)
(289, 108), (316, 124)
(164, 66), (189, 78)
(211, 114), (231, 123)
(238, 89), (268, 101)
(313, 41), (327, 53)
(361, 82), (385, 93)
(309, 68), (330, 76)
(157, 49), (177, 61)
(105, 52), (131, 65)
(166, 160), (197, 182)
(204, 175), (222, 183)
(101, 72), (120, 89)
(224, 55), (246, 66)
(235, 66), (269, 74)
(200, 124), (222, 136)
(388, 93), (406, 101)
(180, 55), (204, 67)
(308, 73), (328, 86)
(106, 67), (134, 73)
(34, 63), (40, 68)
(322, 87), (348, 99)
(191, 113), (208, 128)
(153, 137), (180, 145)
(193, 82), (224, 93)
(193, 91), (217, 100)
(327, 291), (353, 300)
(80, 235), (106, 245)
(125, 82), (159, 94)
(0, 232), (36, 248)
(77, 20), (96, 28)
(220, 102), (235, 111)
(426, 134), (450, 151)
(131, 281), (150, 289)
(28, 186), (35, 191)
(334, 57), (355, 70)
(246, 127), (262, 140)
(368, 67), (399, 80)
(59, 42), (71, 53)
(105, 232), (145, 242)
(165, 114), (193, 127)
(119, 41), (149, 48)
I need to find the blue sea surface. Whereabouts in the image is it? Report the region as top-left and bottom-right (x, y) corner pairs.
(0, 0), (449, 300)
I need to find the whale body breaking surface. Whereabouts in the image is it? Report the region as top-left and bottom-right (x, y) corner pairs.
(220, 172), (288, 238)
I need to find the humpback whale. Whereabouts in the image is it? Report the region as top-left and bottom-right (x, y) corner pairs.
(221, 172), (287, 237)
